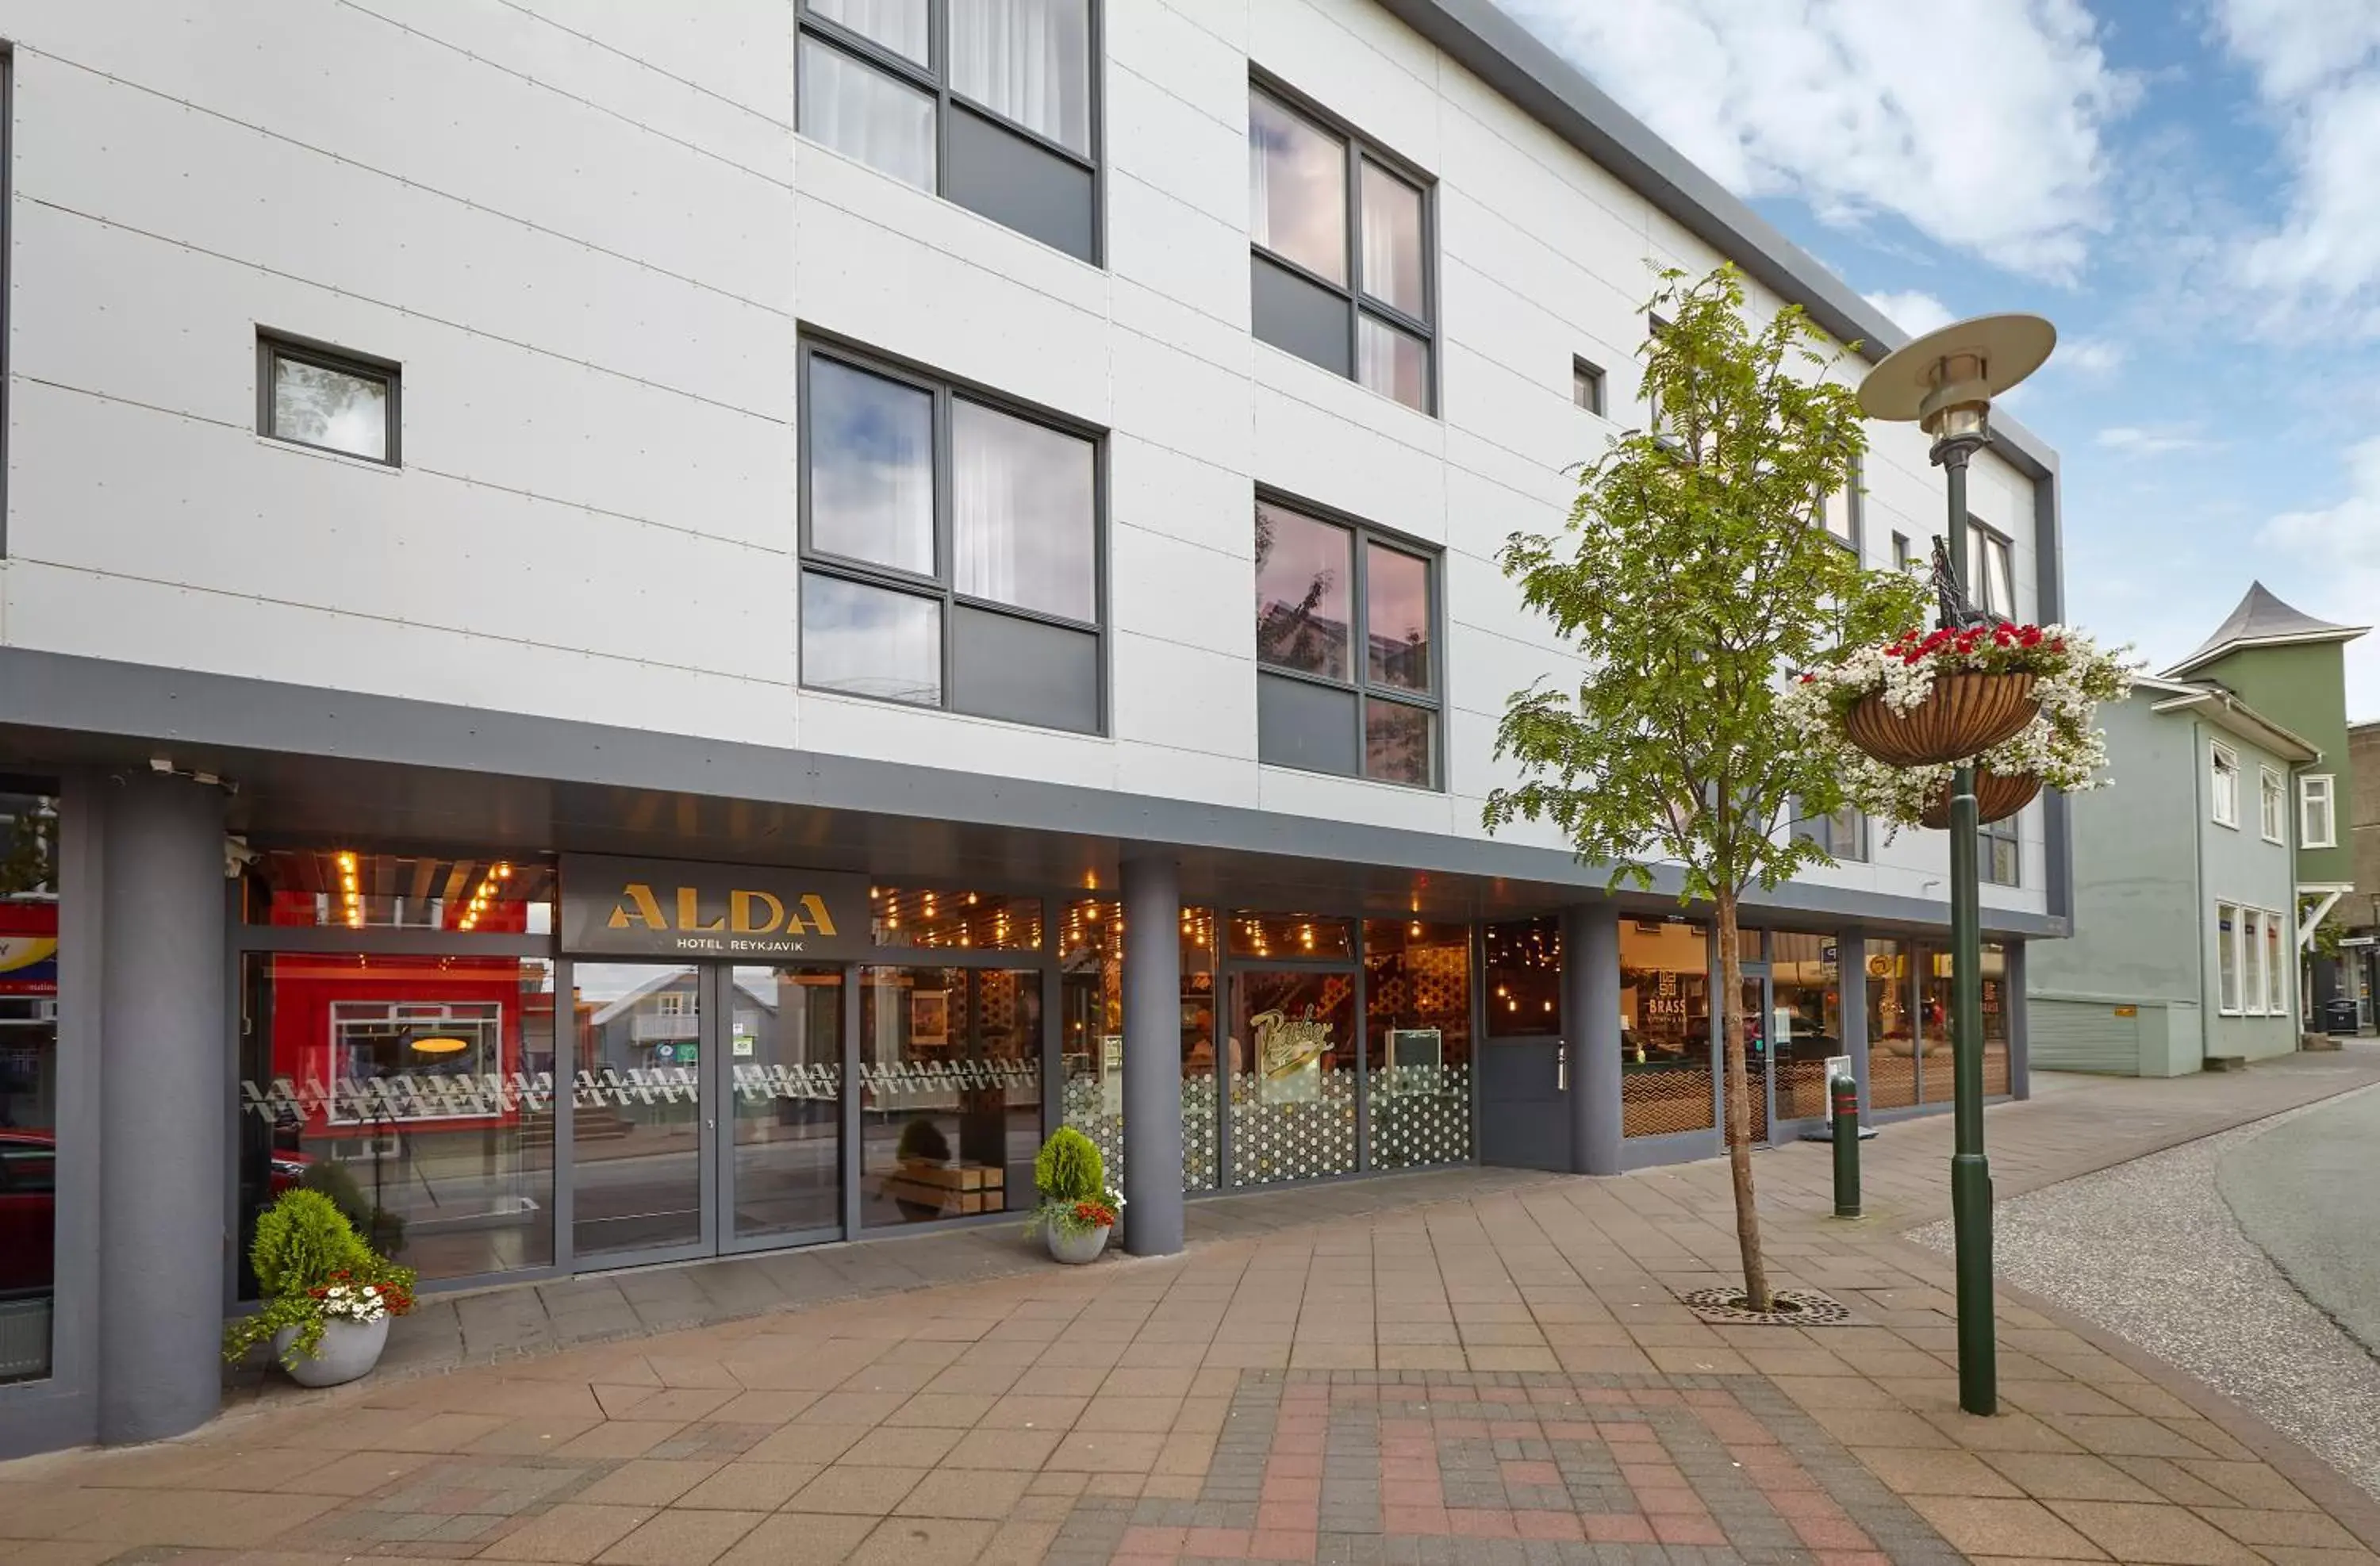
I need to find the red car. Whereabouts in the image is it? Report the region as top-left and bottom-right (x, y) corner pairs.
(0, 1134), (308, 1291)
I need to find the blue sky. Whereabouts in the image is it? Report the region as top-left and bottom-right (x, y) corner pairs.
(1505, 0), (2380, 716)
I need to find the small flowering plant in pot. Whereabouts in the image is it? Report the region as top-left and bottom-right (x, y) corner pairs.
(1029, 1127), (1125, 1264)
(223, 1188), (418, 1388)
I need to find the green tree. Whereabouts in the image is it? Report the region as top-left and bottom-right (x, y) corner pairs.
(1484, 266), (1926, 1307)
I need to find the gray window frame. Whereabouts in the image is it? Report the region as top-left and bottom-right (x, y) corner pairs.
(796, 336), (1109, 735)
(1966, 516), (2017, 619)
(1247, 73), (1438, 416)
(1980, 811), (2019, 887)
(1791, 799), (1867, 863)
(1253, 490), (1444, 790)
(1822, 453), (1863, 552)
(256, 331), (401, 466)
(1572, 356), (1605, 416)
(796, 0), (1103, 265)
(1891, 531), (1912, 572)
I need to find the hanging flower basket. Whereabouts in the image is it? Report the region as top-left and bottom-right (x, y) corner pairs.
(1844, 672), (2038, 767)
(1917, 767), (2041, 831)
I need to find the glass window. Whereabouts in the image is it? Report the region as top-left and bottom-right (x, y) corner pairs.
(1821, 457), (1860, 546)
(240, 953), (556, 1284)
(800, 574), (943, 705)
(569, 962), (701, 1259)
(797, 0), (1097, 259)
(869, 886), (1043, 950)
(858, 966), (1041, 1226)
(1254, 499), (1441, 789)
(1248, 90), (1346, 284)
(1364, 921), (1472, 1169)
(2242, 910), (2267, 1015)
(1770, 932), (1841, 1119)
(952, 399), (1096, 620)
(1358, 162), (1425, 317)
(1865, 939), (1916, 1110)
(808, 356), (935, 576)
(1226, 913), (1353, 961)
(1793, 801), (1866, 862)
(1619, 919), (1714, 1137)
(1572, 358), (1605, 416)
(950, 0), (1092, 155)
(1484, 917), (1560, 1036)
(728, 967), (846, 1242)
(0, 789), (57, 1384)
(2267, 912), (2286, 1015)
(1255, 501), (1353, 680)
(2211, 744), (2240, 827)
(800, 347), (1102, 731)
(808, 0), (930, 63)
(1059, 902), (1222, 1193)
(1892, 532), (1913, 572)
(263, 336), (395, 463)
(1966, 525), (2016, 618)
(2301, 773), (2336, 848)
(798, 36), (937, 190)
(1228, 967), (1357, 1185)
(240, 849), (555, 934)
(1981, 812), (2019, 887)
(1248, 86), (1434, 413)
(2217, 904), (2240, 1013)
(2261, 767), (2286, 842)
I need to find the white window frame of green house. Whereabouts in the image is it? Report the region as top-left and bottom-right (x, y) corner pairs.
(2259, 766), (2286, 843)
(2210, 742), (2240, 828)
(2217, 901), (2242, 1014)
(2265, 911), (2287, 1015)
(2300, 773), (2337, 848)
(2242, 908), (2269, 1015)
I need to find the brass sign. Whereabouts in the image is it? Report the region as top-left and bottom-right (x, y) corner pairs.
(559, 854), (869, 960)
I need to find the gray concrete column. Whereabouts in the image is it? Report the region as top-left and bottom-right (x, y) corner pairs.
(1562, 903), (1622, 1176)
(1119, 854), (1184, 1256)
(97, 771), (226, 1445)
(1838, 934), (1870, 1122)
(2005, 940), (2030, 1100)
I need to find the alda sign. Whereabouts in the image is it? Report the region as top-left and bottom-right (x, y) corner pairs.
(559, 854), (869, 960)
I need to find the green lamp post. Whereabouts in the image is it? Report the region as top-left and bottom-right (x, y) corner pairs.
(1858, 313), (2056, 1418)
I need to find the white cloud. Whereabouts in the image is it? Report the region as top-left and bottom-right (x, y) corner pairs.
(2096, 426), (2209, 456)
(1862, 289), (1956, 336)
(2059, 336), (2125, 375)
(2258, 436), (2380, 710)
(2213, 0), (2380, 336)
(1503, 0), (2136, 282)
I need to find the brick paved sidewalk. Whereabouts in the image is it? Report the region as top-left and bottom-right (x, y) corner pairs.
(5, 1046), (2375, 1564)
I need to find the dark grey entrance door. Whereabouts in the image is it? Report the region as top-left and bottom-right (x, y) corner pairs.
(1478, 1034), (1569, 1171)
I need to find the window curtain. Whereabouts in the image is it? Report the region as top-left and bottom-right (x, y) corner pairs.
(951, 0), (1091, 155)
(809, 0), (930, 63)
(799, 38), (935, 189)
(951, 401), (1094, 622)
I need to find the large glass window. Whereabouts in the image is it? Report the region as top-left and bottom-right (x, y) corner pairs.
(858, 966), (1041, 1226)
(0, 789), (57, 1385)
(800, 345), (1103, 733)
(1228, 967), (1357, 1185)
(1792, 800), (1867, 863)
(2217, 904), (2241, 1014)
(1254, 498), (1440, 788)
(1914, 942), (2012, 1102)
(259, 332), (398, 465)
(1363, 921), (1471, 1169)
(1484, 917), (1560, 1036)
(1249, 85), (1435, 413)
(797, 0), (1096, 261)
(869, 885), (1044, 950)
(2301, 773), (2337, 848)
(2211, 743), (2240, 827)
(729, 967), (845, 1241)
(1619, 919), (1714, 1138)
(1864, 938), (1918, 1110)
(242, 848), (555, 935)
(569, 962), (703, 1260)
(1058, 901), (1219, 1192)
(1769, 932), (1841, 1120)
(241, 953), (557, 1284)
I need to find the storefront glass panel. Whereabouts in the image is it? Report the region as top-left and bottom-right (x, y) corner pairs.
(1229, 967), (1357, 1184)
(568, 961), (699, 1261)
(1181, 909), (1219, 1190)
(727, 967), (843, 1241)
(1620, 919), (1714, 1137)
(242, 848), (555, 935)
(1866, 939), (1920, 1109)
(1770, 932), (1842, 1120)
(0, 789), (58, 1384)
(869, 887), (1042, 950)
(1226, 914), (1353, 961)
(241, 951), (558, 1287)
(859, 966), (1041, 1226)
(1916, 941), (2010, 1101)
(1363, 921), (1472, 1169)
(1059, 902), (1219, 1192)
(1484, 918), (1560, 1035)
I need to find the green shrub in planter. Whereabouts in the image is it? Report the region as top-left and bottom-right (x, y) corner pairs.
(226, 1188), (416, 1368)
(1035, 1126), (1104, 1203)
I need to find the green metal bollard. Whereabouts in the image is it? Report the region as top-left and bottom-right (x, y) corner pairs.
(1831, 1073), (1861, 1219)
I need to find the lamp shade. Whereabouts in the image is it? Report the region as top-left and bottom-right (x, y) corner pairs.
(1858, 313), (2056, 423)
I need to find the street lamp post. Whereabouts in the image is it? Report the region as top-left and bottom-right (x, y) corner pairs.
(1858, 314), (2056, 1418)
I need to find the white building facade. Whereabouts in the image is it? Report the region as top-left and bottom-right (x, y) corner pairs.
(0, 0), (2067, 1452)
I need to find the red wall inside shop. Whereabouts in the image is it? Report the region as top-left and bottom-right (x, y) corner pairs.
(269, 954), (528, 1141)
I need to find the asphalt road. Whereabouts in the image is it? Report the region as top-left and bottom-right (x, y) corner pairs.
(2218, 1082), (2380, 1357)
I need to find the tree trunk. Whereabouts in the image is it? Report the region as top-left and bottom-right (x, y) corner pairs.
(1714, 886), (1771, 1310)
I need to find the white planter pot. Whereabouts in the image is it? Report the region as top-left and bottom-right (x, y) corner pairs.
(271, 1315), (390, 1388)
(1046, 1223), (1111, 1265)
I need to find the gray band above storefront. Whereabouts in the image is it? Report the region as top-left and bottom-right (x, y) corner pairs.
(0, 647), (2065, 939)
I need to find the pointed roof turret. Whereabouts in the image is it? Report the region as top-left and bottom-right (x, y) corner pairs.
(2163, 581), (2367, 678)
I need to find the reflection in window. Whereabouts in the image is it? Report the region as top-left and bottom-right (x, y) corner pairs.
(1364, 699), (1434, 789)
(1364, 921), (1472, 1169)
(727, 967), (844, 1241)
(798, 34), (936, 190)
(1619, 919), (1714, 1138)
(859, 966), (1041, 1226)
(808, 0), (929, 63)
(1248, 90), (1346, 284)
(950, 0), (1093, 155)
(264, 337), (395, 463)
(1357, 313), (1429, 409)
(241, 849), (554, 934)
(1255, 502), (1352, 680)
(1058, 901), (1223, 1193)
(240, 954), (557, 1286)
(1359, 163), (1426, 317)
(1865, 939), (1916, 1110)
(570, 963), (702, 1259)
(870, 886), (1043, 950)
(1769, 932), (1841, 1120)
(1226, 912), (1353, 960)
(801, 574), (942, 705)
(1229, 968), (1357, 1185)
(952, 399), (1096, 620)
(808, 356), (935, 576)
(0, 789), (58, 1384)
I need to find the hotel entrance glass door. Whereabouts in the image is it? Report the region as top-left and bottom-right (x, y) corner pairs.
(567, 962), (845, 1267)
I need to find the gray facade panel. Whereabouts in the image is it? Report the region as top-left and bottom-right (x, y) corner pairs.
(945, 104), (1096, 264)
